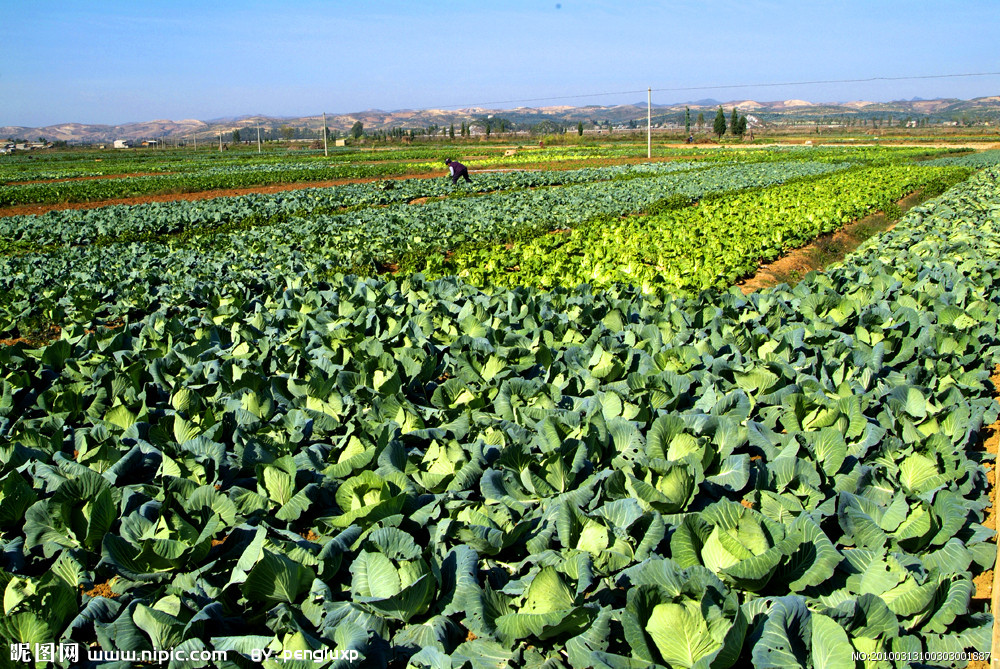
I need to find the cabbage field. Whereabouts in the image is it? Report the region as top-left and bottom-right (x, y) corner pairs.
(2, 145), (1000, 668)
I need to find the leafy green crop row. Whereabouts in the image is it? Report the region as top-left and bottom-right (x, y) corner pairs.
(0, 162), (418, 207)
(924, 149), (1000, 168)
(0, 146), (677, 199)
(0, 161), (848, 335)
(0, 161), (703, 252)
(432, 165), (971, 295)
(0, 147), (485, 183)
(1, 167), (998, 667)
(0, 145), (622, 183)
(1, 144), (959, 206)
(695, 145), (964, 165)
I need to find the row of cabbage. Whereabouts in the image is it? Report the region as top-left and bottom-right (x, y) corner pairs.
(0, 161), (850, 336)
(0, 145), (964, 186)
(0, 161), (424, 207)
(0, 145), (960, 206)
(0, 147), (468, 183)
(0, 146), (673, 204)
(0, 145), (604, 183)
(430, 165), (971, 294)
(924, 149), (1000, 169)
(0, 152), (306, 184)
(1, 167), (998, 667)
(398, 146), (959, 175)
(0, 161), (706, 251)
(696, 145), (964, 165)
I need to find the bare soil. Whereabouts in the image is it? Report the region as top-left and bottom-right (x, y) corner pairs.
(81, 581), (118, 599)
(0, 319), (123, 348)
(0, 325), (62, 348)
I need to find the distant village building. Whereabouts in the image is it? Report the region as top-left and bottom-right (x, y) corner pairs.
(113, 139), (133, 149)
(0, 141), (46, 154)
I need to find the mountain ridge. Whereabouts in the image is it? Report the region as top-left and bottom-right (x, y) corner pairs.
(4, 96), (998, 143)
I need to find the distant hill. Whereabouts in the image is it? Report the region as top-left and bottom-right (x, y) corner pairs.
(3, 96), (999, 144)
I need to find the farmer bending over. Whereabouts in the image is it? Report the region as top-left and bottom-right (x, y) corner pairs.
(445, 159), (471, 185)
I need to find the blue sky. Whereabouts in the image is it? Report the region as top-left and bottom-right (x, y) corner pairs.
(2, 0), (997, 127)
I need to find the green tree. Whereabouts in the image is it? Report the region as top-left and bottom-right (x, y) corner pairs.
(729, 108), (739, 136)
(735, 115), (748, 138)
(697, 111), (705, 131)
(713, 107), (727, 139)
(577, 121), (584, 136)
(350, 121), (364, 139)
(685, 107), (691, 135)
(531, 120), (561, 135)
(449, 123), (455, 139)
(231, 129), (241, 143)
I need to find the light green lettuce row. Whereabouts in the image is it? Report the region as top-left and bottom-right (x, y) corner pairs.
(438, 164), (968, 294)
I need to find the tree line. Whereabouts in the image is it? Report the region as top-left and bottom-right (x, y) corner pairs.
(711, 107), (749, 139)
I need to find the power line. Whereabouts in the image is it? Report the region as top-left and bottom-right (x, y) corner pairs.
(439, 70), (1000, 109)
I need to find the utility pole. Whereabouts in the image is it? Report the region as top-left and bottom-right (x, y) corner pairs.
(219, 132), (223, 152)
(257, 124), (262, 154)
(647, 87), (652, 159)
(323, 112), (329, 157)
